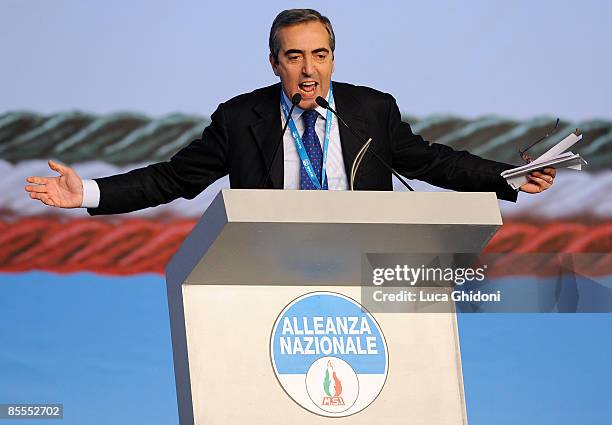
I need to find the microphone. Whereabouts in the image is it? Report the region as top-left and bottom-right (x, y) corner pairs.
(315, 96), (413, 191)
(260, 93), (302, 188)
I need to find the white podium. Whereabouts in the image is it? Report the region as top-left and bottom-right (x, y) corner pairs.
(166, 189), (502, 425)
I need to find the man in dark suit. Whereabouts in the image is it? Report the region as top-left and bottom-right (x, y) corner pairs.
(25, 9), (555, 213)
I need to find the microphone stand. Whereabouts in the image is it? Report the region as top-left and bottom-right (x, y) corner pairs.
(260, 93), (302, 188)
(316, 97), (413, 191)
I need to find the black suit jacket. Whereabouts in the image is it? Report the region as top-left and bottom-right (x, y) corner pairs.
(89, 81), (517, 215)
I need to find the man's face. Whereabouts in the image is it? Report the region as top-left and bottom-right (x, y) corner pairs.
(269, 21), (334, 110)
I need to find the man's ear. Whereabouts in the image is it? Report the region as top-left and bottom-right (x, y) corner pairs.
(269, 53), (279, 76)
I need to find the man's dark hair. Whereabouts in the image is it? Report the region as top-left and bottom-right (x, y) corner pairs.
(269, 9), (335, 62)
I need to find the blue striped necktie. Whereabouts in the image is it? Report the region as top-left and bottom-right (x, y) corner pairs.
(300, 109), (328, 190)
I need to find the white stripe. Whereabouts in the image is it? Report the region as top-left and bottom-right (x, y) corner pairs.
(6, 159), (611, 218)
(394, 169), (612, 219)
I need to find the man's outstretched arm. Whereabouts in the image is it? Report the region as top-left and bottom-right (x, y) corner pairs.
(25, 103), (230, 214)
(382, 94), (555, 198)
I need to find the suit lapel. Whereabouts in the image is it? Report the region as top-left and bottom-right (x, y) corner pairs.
(249, 82), (372, 190)
(333, 83), (370, 189)
(250, 84), (283, 188)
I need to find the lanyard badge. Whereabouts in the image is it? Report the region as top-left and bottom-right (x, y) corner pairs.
(280, 85), (334, 189)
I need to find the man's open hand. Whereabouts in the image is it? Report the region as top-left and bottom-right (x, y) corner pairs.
(519, 167), (556, 194)
(24, 160), (84, 208)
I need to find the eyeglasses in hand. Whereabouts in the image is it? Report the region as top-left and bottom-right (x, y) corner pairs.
(519, 118), (560, 163)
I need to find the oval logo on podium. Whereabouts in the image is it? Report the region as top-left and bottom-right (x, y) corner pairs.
(270, 292), (388, 417)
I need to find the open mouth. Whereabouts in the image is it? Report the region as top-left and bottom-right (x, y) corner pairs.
(298, 81), (318, 96)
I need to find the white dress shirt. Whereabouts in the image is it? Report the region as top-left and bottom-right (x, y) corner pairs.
(280, 90), (348, 190)
(81, 90), (348, 208)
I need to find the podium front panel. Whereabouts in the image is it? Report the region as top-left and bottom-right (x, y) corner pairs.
(182, 285), (466, 425)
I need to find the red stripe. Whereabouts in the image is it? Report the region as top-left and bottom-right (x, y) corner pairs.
(0, 218), (609, 276)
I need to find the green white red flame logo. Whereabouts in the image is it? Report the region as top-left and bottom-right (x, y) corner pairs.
(323, 360), (343, 397)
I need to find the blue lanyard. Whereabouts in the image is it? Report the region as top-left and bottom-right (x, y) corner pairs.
(280, 85), (334, 189)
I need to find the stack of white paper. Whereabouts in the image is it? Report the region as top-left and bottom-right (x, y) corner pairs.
(501, 132), (587, 190)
